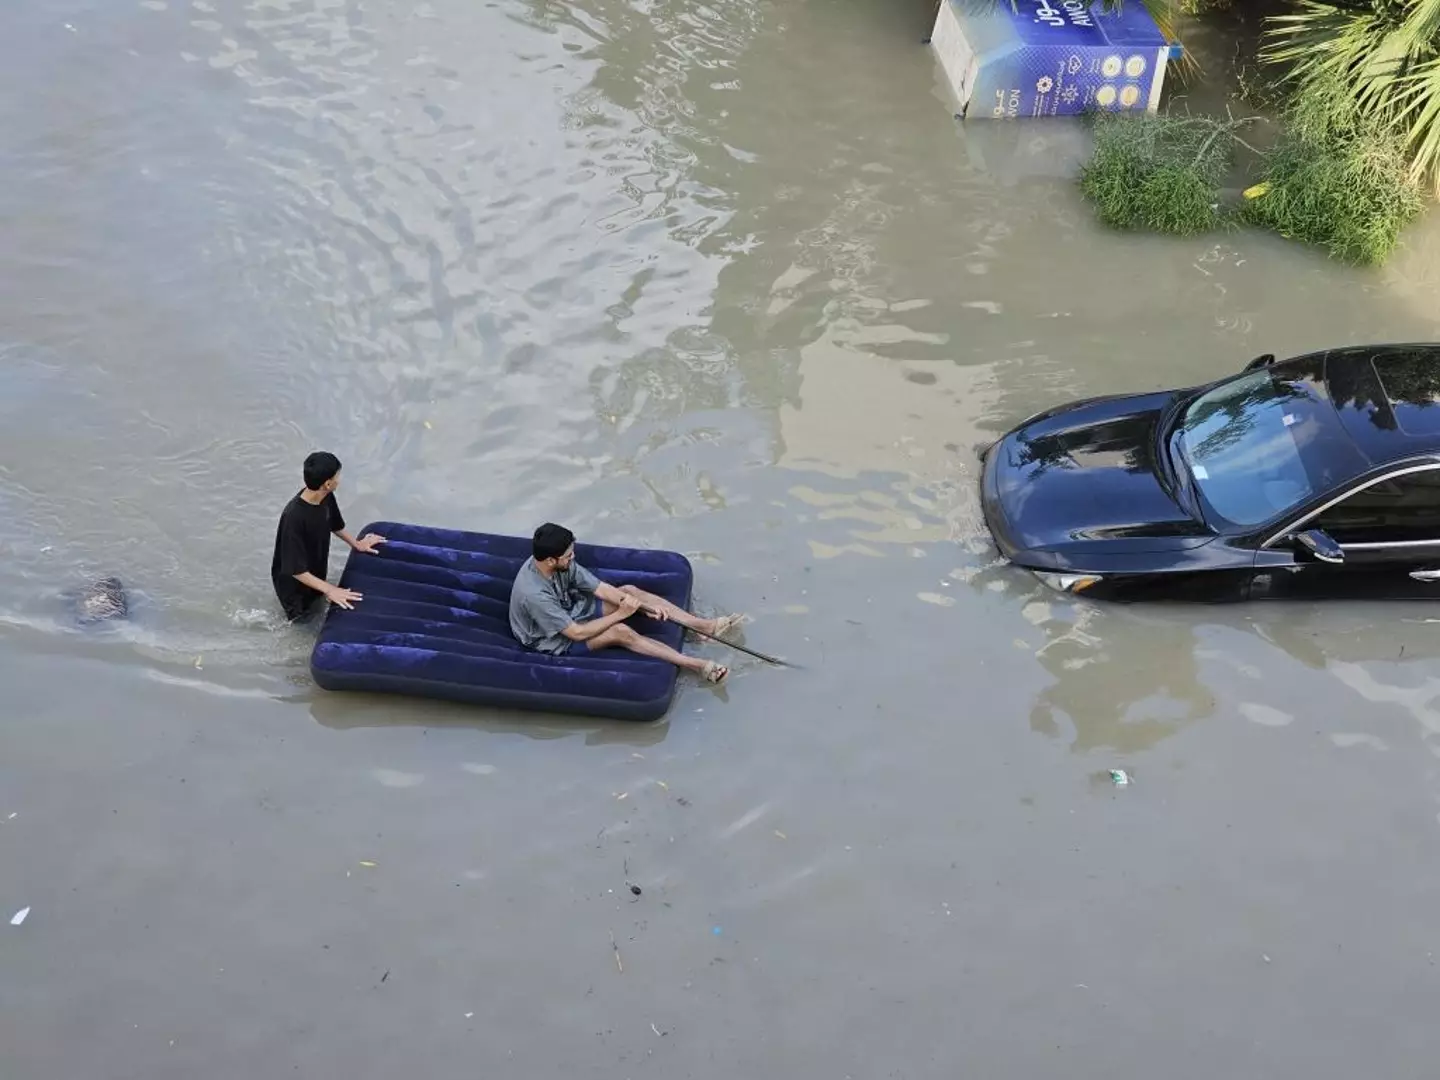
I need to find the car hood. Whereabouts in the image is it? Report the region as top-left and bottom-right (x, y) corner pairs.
(986, 391), (1214, 555)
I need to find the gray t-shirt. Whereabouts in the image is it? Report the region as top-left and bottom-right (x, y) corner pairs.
(508, 556), (603, 653)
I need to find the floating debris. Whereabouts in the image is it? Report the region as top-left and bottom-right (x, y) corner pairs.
(610, 930), (623, 973)
(1109, 769), (1132, 787)
(629, 883), (642, 896)
(773, 830), (787, 840)
(359, 860), (377, 868)
(10, 907), (30, 926)
(372, 768), (425, 789)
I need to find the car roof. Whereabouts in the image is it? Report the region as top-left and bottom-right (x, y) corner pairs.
(1312, 344), (1440, 466)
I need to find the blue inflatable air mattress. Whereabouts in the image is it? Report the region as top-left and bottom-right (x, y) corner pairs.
(310, 522), (693, 722)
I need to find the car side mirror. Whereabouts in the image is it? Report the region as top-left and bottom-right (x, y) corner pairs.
(1294, 528), (1344, 564)
(1243, 353), (1276, 372)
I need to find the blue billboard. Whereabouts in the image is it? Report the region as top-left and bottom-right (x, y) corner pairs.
(931, 0), (1175, 119)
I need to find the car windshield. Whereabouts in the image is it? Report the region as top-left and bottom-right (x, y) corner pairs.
(1174, 367), (1365, 529)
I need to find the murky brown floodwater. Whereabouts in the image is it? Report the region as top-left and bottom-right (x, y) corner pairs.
(6, 0), (1440, 1075)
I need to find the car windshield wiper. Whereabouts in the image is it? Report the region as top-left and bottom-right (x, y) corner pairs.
(1154, 390), (1192, 495)
(1166, 427), (1203, 519)
(1155, 388), (1194, 448)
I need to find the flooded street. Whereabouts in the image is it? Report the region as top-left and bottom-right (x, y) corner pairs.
(6, 0), (1440, 1074)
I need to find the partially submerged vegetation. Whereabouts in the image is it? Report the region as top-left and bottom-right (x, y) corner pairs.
(1079, 113), (1245, 236)
(1077, 0), (1438, 265)
(1263, 0), (1440, 197)
(1079, 89), (1422, 265)
(1240, 79), (1423, 265)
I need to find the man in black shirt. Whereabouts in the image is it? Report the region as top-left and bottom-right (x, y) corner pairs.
(270, 451), (386, 621)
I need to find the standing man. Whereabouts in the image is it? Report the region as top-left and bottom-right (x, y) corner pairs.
(508, 522), (743, 683)
(271, 451), (386, 621)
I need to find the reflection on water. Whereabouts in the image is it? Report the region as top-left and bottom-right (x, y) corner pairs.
(1, 0), (1440, 775)
(965, 558), (1214, 755)
(978, 548), (1440, 757)
(776, 294), (994, 553)
(309, 691), (675, 747)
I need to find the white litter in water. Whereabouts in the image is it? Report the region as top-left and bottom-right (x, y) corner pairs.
(1282, 414), (1297, 427)
(371, 768), (425, 789)
(11, 907), (30, 926)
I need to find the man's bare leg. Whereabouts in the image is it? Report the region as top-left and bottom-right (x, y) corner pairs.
(586, 623), (728, 682)
(602, 585), (742, 637)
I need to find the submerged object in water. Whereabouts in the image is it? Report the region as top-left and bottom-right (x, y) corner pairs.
(76, 576), (129, 625)
(930, 0), (1174, 121)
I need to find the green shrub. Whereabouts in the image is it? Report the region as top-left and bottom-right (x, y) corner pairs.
(1239, 79), (1423, 266)
(1261, 0), (1440, 196)
(1079, 112), (1237, 236)
(1077, 74), (1426, 266)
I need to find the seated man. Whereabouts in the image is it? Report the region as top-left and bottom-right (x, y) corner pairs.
(508, 522), (742, 684)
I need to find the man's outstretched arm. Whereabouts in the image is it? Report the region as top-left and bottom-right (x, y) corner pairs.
(333, 528), (387, 554)
(293, 571), (363, 610)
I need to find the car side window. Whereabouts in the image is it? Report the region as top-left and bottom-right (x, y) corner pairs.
(1313, 469), (1440, 545)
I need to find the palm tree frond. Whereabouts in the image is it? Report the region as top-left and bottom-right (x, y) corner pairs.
(1261, 0), (1440, 192)
(1384, 0), (1440, 57)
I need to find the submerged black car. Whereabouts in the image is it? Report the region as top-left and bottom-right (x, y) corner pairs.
(979, 344), (1440, 602)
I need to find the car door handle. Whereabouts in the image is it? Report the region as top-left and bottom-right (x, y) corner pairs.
(1410, 570), (1440, 582)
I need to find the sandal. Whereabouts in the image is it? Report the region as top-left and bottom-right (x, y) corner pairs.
(711, 613), (746, 639)
(703, 662), (729, 684)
